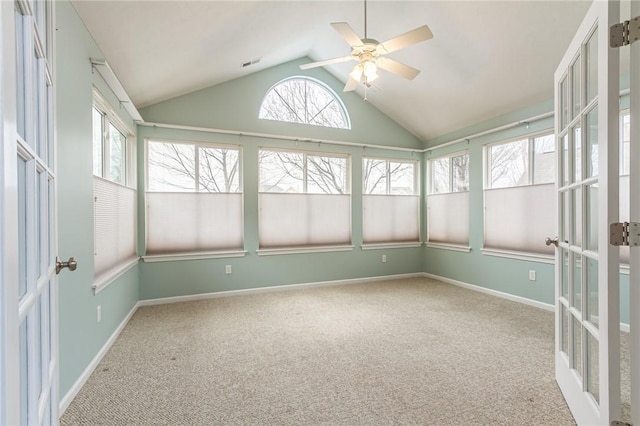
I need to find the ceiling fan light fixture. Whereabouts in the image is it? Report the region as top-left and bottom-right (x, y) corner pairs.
(363, 60), (377, 78)
(349, 64), (364, 81)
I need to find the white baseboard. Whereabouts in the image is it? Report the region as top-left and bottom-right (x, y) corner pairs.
(421, 272), (555, 311)
(138, 272), (424, 306)
(59, 301), (140, 415)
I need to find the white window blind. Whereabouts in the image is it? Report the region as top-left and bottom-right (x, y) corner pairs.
(259, 193), (350, 248)
(362, 158), (419, 244)
(363, 195), (419, 243)
(427, 192), (469, 245)
(94, 177), (137, 279)
(146, 193), (243, 254)
(484, 184), (555, 255)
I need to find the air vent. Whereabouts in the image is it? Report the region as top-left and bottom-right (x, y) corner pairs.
(241, 57), (262, 68)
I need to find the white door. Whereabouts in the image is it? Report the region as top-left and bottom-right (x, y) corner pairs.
(554, 1), (621, 425)
(628, 1), (640, 424)
(1, 0), (64, 424)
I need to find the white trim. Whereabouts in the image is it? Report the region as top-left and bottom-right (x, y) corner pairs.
(139, 273), (424, 306)
(422, 272), (555, 312)
(142, 250), (247, 263)
(481, 248), (555, 264)
(59, 301), (140, 415)
(257, 245), (354, 256)
(425, 243), (472, 253)
(92, 257), (139, 295)
(360, 242), (421, 250)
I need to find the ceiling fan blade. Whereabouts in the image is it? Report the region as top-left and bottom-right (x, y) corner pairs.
(379, 25), (433, 54)
(376, 57), (421, 80)
(343, 76), (360, 92)
(299, 56), (354, 70)
(331, 22), (364, 47)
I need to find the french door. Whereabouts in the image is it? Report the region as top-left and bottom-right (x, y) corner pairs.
(1, 0), (60, 425)
(554, 1), (621, 425)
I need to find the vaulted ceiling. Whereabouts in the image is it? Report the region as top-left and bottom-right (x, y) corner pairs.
(71, 1), (593, 142)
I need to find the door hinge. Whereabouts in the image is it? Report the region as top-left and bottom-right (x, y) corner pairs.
(610, 16), (640, 47)
(610, 222), (640, 246)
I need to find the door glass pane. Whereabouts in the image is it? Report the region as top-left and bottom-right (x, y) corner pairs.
(572, 253), (582, 310)
(20, 320), (28, 425)
(40, 287), (50, 393)
(586, 107), (598, 177)
(586, 332), (600, 404)
(573, 188), (582, 247)
(562, 304), (569, 355)
(586, 184), (598, 251)
(47, 84), (54, 168)
(35, 171), (42, 278)
(18, 156), (28, 299)
(92, 108), (103, 177)
(560, 76), (569, 129)
(586, 28), (598, 104)
(562, 190), (570, 243)
(573, 125), (582, 182)
(572, 55), (581, 118)
(36, 62), (47, 160)
(562, 133), (569, 186)
(562, 249), (569, 299)
(15, 8), (26, 140)
(108, 124), (126, 184)
(586, 257), (598, 329)
(33, 304), (42, 399)
(41, 174), (49, 270)
(621, 113), (630, 175)
(572, 316), (583, 376)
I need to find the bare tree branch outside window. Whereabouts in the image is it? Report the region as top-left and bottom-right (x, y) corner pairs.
(259, 78), (349, 129)
(147, 141), (240, 192)
(489, 140), (528, 188)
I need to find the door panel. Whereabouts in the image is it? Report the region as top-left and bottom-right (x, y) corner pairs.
(554, 1), (620, 425)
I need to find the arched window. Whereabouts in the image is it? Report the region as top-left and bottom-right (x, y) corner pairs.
(259, 77), (350, 129)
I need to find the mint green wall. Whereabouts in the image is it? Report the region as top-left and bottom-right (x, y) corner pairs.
(137, 125), (423, 300)
(423, 101), (631, 324)
(55, 1), (139, 399)
(139, 58), (422, 150)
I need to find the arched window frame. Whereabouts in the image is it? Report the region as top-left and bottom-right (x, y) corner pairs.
(258, 76), (351, 130)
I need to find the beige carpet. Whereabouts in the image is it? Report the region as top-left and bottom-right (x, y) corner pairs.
(61, 277), (579, 425)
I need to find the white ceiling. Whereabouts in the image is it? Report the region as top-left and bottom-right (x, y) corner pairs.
(71, 1), (592, 142)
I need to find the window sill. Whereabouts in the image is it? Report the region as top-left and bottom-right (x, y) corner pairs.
(257, 245), (354, 256)
(361, 242), (422, 250)
(93, 257), (139, 295)
(425, 243), (471, 253)
(142, 250), (247, 263)
(481, 248), (554, 264)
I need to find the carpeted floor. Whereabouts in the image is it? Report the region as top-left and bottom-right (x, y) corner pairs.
(61, 277), (582, 425)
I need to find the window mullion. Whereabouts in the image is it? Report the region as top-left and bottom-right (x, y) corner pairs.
(529, 138), (535, 185)
(303, 154), (308, 193)
(449, 156), (454, 193)
(386, 161), (391, 194)
(195, 145), (200, 192)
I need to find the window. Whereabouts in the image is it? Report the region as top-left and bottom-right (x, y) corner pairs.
(259, 149), (351, 249)
(427, 152), (469, 246)
(259, 77), (350, 129)
(362, 158), (419, 244)
(145, 140), (243, 256)
(484, 134), (556, 254)
(92, 90), (137, 285)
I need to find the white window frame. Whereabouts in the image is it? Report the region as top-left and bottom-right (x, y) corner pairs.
(257, 147), (353, 254)
(92, 88), (138, 292)
(482, 131), (556, 261)
(426, 150), (470, 251)
(143, 138), (245, 261)
(362, 156), (421, 248)
(92, 88), (136, 188)
(258, 76), (351, 130)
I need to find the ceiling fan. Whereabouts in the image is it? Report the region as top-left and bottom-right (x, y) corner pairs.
(299, 0), (433, 92)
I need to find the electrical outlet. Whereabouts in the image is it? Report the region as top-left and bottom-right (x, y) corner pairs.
(225, 265), (232, 275)
(381, 255), (387, 263)
(528, 270), (536, 281)
(97, 305), (102, 323)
